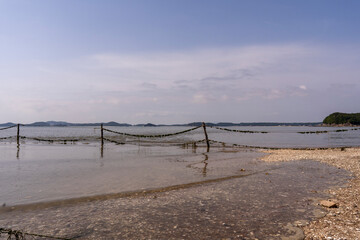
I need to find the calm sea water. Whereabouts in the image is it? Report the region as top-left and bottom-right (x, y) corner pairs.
(0, 144), (265, 206)
(0, 125), (359, 206)
(1, 126), (360, 148)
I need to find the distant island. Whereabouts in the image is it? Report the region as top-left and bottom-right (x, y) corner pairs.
(3, 115), (355, 127)
(0, 121), (322, 127)
(323, 112), (360, 126)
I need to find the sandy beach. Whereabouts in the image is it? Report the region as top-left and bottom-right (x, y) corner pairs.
(0, 146), (359, 239)
(262, 147), (360, 239)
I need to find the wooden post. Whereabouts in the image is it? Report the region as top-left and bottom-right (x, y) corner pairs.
(101, 124), (104, 146)
(202, 122), (210, 152)
(16, 125), (20, 158)
(17, 124), (20, 145)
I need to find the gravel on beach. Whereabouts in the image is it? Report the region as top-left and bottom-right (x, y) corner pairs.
(262, 147), (360, 240)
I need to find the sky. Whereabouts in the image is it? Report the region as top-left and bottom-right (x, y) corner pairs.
(1, 0), (360, 124)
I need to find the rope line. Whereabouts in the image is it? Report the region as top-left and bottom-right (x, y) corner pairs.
(0, 136), (13, 140)
(20, 136), (82, 142)
(0, 125), (17, 131)
(209, 139), (231, 145)
(208, 126), (268, 134)
(104, 137), (206, 146)
(206, 139), (351, 150)
(208, 125), (360, 135)
(105, 137), (206, 145)
(0, 227), (72, 240)
(297, 127), (360, 134)
(103, 126), (201, 138)
(103, 137), (125, 145)
(181, 139), (206, 146)
(191, 139), (206, 144)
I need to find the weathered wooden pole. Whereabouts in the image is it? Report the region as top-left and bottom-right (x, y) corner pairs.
(17, 124), (20, 145)
(202, 122), (210, 152)
(101, 124), (104, 146)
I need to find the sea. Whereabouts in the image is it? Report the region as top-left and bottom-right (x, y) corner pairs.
(0, 126), (359, 207)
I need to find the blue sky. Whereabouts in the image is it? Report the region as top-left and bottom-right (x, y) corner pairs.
(1, 0), (359, 124)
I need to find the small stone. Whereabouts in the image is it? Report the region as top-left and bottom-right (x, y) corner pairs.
(320, 200), (338, 208)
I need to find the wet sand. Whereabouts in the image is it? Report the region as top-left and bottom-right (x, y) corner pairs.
(262, 148), (360, 239)
(0, 146), (354, 239)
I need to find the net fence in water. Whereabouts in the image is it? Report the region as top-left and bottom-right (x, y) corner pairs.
(208, 125), (269, 134)
(0, 125), (207, 146)
(0, 227), (73, 240)
(103, 126), (201, 138)
(0, 124), (360, 149)
(0, 125), (17, 131)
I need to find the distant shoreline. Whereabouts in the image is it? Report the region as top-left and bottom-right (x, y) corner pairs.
(0, 121), (324, 128)
(320, 123), (360, 127)
(2, 121), (360, 128)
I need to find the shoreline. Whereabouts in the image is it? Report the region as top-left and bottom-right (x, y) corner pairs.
(0, 146), (359, 239)
(261, 147), (360, 239)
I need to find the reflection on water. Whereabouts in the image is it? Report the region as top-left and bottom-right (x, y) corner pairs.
(202, 154), (208, 177)
(0, 143), (263, 206)
(16, 144), (20, 159)
(186, 153), (209, 177)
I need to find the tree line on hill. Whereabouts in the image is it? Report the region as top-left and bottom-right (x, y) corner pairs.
(323, 112), (360, 125)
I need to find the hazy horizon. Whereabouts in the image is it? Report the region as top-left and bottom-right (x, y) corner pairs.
(1, 1), (359, 124)
(1, 119), (325, 126)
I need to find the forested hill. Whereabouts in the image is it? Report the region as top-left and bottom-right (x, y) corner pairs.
(323, 112), (360, 125)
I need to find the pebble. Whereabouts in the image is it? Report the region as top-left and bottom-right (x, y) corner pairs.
(320, 200), (338, 208)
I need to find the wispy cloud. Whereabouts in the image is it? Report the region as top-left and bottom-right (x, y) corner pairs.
(1, 43), (359, 123)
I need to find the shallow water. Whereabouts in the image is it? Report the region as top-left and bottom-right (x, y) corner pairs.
(0, 143), (264, 206)
(0, 157), (352, 239)
(0, 136), (354, 239)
